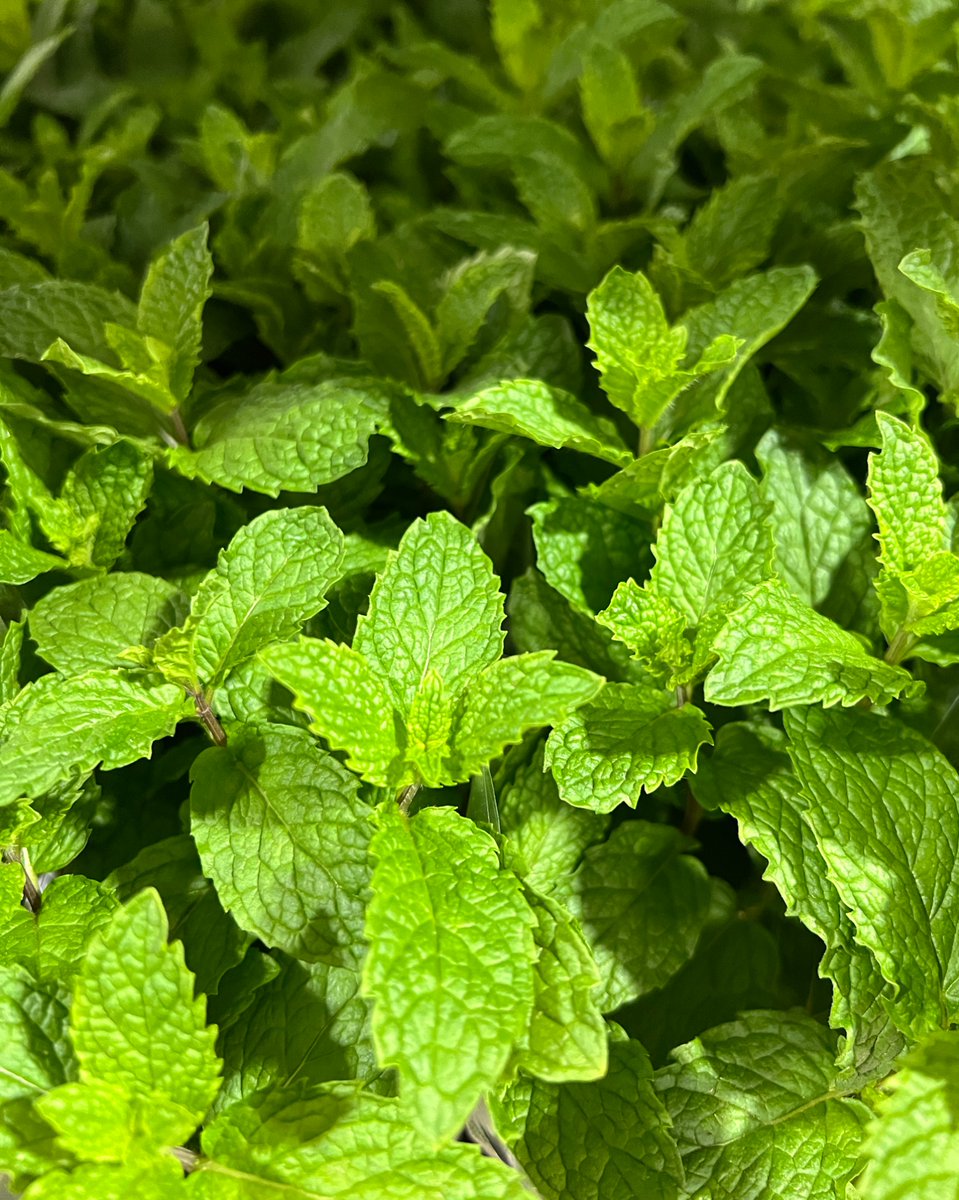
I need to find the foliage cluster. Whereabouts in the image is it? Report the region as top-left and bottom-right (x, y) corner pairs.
(3, 1), (959, 1196)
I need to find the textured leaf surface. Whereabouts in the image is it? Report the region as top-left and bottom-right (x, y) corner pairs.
(20, 1154), (187, 1199)
(193, 1088), (531, 1199)
(154, 507), (344, 691)
(168, 378), (389, 496)
(497, 1037), (684, 1200)
(261, 637), (404, 786)
(692, 722), (903, 1082)
(71, 890), (221, 1145)
(516, 887), (607, 1082)
(528, 496), (650, 614)
(497, 741), (609, 894)
(450, 379), (632, 464)
(30, 574), (185, 675)
(859, 1032), (959, 1200)
(363, 804), (536, 1143)
(705, 578), (917, 709)
(190, 725), (373, 967)
(353, 511), (504, 714)
(655, 1012), (867, 1200)
(556, 821), (711, 1011)
(0, 670), (187, 805)
(108, 835), (251, 999)
(0, 530), (62, 585)
(546, 685), (712, 813)
(756, 428), (874, 610)
(867, 413), (948, 576)
(785, 706), (959, 1038)
(0, 870), (117, 982)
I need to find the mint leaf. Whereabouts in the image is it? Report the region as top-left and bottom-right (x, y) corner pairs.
(705, 578), (918, 709)
(195, 1087), (532, 1199)
(0, 671), (187, 806)
(0, 531), (61, 585)
(363, 803), (536, 1143)
(859, 1032), (959, 1199)
(515, 886), (607, 1082)
(168, 376), (390, 496)
(108, 835), (251, 999)
(756, 427), (875, 611)
(586, 265), (737, 433)
(30, 574), (186, 675)
(0, 967), (74, 1186)
(450, 379), (632, 465)
(867, 413), (947, 577)
(190, 725), (373, 967)
(0, 870), (117, 982)
(546, 686), (712, 813)
(261, 638), (404, 785)
(655, 1011), (867, 1200)
(528, 496), (651, 614)
(136, 224), (212, 405)
(70, 889), (220, 1146)
(692, 722), (904, 1082)
(215, 955), (374, 1111)
(0, 282), (136, 364)
(19, 1154), (186, 1198)
(152, 506), (344, 692)
(39, 440), (153, 573)
(785, 705), (959, 1037)
(497, 740), (609, 895)
(495, 1036), (684, 1200)
(555, 821), (711, 1011)
(449, 653), (602, 781)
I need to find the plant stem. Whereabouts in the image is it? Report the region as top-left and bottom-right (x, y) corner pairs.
(170, 1146), (202, 1173)
(397, 783), (421, 814)
(192, 691), (228, 746)
(884, 626), (916, 667)
(3, 846), (42, 912)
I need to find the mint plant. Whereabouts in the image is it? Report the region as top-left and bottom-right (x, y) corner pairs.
(4, 2), (959, 1198)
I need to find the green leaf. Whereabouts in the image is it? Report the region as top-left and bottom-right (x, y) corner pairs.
(756, 427), (875, 611)
(214, 955), (374, 1111)
(0, 670), (187, 806)
(867, 413), (948, 577)
(190, 725), (373, 967)
(649, 460), (773, 668)
(495, 1036), (684, 1200)
(261, 637), (404, 787)
(585, 265), (737, 432)
(0, 967), (75, 1185)
(555, 821), (711, 1011)
(449, 379), (632, 465)
(137, 224), (213, 404)
(0, 870), (117, 982)
(546, 685), (712, 814)
(20, 1154), (187, 1199)
(0, 530), (62, 585)
(528, 496), (651, 614)
(449, 653), (602, 782)
(705, 578), (918, 709)
(30, 574), (186, 675)
(0, 282), (137, 364)
(0, 616), (23, 703)
(152, 506), (344, 692)
(785, 706), (959, 1037)
(39, 441), (153, 572)
(859, 1031), (959, 1200)
(108, 835), (251, 998)
(168, 376), (390, 497)
(596, 580), (692, 686)
(692, 722), (904, 1082)
(194, 1087), (532, 1199)
(497, 740), (609, 895)
(352, 511), (504, 714)
(514, 886), (607, 1082)
(363, 804), (536, 1143)
(435, 247), (535, 376)
(655, 1011), (868, 1200)
(70, 889), (220, 1146)
(667, 266), (818, 435)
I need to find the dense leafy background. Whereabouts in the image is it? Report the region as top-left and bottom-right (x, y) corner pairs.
(2, 0), (959, 1196)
